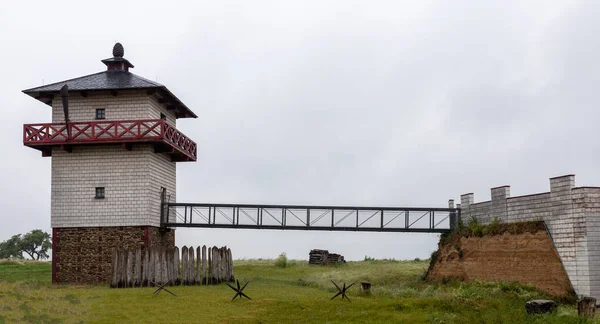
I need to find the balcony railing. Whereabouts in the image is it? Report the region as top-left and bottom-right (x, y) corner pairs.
(23, 119), (196, 161)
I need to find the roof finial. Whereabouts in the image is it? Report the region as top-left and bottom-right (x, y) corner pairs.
(113, 43), (124, 58)
(102, 42), (134, 71)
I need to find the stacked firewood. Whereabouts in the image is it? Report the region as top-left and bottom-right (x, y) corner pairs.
(309, 249), (345, 265)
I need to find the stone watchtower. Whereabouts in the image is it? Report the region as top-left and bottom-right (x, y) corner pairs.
(22, 43), (197, 283)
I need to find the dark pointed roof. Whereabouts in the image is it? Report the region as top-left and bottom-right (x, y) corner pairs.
(23, 70), (161, 93)
(22, 43), (197, 118)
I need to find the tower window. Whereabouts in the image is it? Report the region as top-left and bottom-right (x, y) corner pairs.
(95, 187), (105, 199)
(96, 109), (105, 119)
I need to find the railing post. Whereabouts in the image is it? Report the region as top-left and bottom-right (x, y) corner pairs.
(331, 209), (335, 228)
(160, 119), (165, 140)
(307, 209), (310, 227)
(160, 188), (166, 226)
(429, 211), (432, 229)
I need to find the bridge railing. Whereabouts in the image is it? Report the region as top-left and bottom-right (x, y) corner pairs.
(162, 203), (460, 233)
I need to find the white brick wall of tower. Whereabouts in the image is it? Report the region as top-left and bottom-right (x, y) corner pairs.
(49, 90), (178, 228)
(51, 144), (176, 228)
(51, 90), (177, 125)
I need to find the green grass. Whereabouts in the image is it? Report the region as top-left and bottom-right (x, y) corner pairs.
(0, 258), (596, 323)
(0, 259), (51, 283)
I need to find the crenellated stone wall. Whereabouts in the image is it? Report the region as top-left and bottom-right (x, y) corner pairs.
(458, 175), (600, 299)
(52, 226), (174, 284)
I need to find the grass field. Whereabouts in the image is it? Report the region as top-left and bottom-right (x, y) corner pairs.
(0, 258), (596, 323)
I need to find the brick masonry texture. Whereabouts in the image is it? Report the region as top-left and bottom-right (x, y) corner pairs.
(52, 226), (174, 284)
(51, 90), (177, 124)
(428, 228), (573, 297)
(459, 175), (600, 299)
(51, 144), (176, 228)
(50, 89), (178, 228)
(47, 87), (184, 284)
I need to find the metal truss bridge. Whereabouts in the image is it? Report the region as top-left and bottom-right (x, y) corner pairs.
(161, 202), (460, 233)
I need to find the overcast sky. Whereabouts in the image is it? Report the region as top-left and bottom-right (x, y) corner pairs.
(2, 0), (600, 261)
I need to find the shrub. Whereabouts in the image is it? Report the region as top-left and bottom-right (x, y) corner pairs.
(439, 232), (450, 246)
(467, 216), (478, 229)
(483, 217), (502, 236)
(413, 258), (421, 262)
(467, 216), (484, 237)
(430, 250), (438, 264)
(457, 217), (465, 230)
(274, 252), (288, 268)
(364, 256), (375, 261)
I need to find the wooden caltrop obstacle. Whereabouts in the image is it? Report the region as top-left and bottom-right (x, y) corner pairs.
(151, 280), (177, 297)
(226, 280), (251, 301)
(331, 281), (354, 302)
(110, 245), (234, 288)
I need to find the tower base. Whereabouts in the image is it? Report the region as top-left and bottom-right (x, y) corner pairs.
(51, 226), (174, 284)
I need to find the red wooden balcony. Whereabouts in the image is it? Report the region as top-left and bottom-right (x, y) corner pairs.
(23, 119), (197, 162)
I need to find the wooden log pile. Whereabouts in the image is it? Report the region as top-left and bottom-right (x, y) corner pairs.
(309, 249), (345, 265)
(110, 245), (234, 288)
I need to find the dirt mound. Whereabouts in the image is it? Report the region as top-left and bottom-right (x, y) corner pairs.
(427, 222), (574, 297)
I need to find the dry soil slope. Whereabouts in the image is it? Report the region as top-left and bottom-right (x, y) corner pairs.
(427, 222), (574, 297)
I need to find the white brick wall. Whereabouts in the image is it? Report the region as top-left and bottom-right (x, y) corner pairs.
(148, 149), (177, 225)
(148, 96), (177, 125)
(50, 90), (179, 228)
(459, 175), (600, 299)
(51, 90), (177, 124)
(51, 144), (176, 227)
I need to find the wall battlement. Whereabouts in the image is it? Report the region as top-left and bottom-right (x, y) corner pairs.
(458, 175), (600, 299)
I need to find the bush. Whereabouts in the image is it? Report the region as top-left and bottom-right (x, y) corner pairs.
(274, 252), (288, 268)
(467, 216), (484, 237)
(364, 256), (375, 261)
(439, 232), (450, 246)
(482, 217), (502, 235)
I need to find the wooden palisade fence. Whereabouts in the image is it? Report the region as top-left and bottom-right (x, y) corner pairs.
(110, 245), (234, 288)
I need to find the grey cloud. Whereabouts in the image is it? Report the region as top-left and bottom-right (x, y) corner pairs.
(1, 1), (599, 260)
